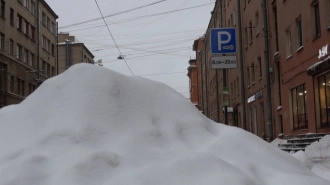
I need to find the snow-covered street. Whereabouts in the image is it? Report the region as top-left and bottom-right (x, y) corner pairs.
(0, 64), (329, 185)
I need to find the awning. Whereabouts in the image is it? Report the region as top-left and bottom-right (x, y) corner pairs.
(307, 55), (330, 76)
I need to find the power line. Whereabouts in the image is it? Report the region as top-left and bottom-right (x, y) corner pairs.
(94, 0), (134, 76)
(60, 0), (167, 29)
(61, 3), (214, 32)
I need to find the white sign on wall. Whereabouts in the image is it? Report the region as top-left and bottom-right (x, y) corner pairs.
(318, 44), (329, 59)
(211, 56), (237, 69)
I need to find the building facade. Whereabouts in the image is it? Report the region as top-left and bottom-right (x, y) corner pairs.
(187, 59), (199, 109)
(195, 0), (330, 139)
(58, 33), (94, 74)
(0, 0), (58, 108)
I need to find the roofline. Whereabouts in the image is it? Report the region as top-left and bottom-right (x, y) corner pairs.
(41, 0), (59, 19)
(58, 43), (95, 58)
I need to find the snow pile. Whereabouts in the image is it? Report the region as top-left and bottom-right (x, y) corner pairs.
(270, 138), (287, 147)
(306, 135), (330, 161)
(291, 135), (330, 181)
(0, 64), (329, 185)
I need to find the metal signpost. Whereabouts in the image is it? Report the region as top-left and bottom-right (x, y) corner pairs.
(210, 28), (237, 125)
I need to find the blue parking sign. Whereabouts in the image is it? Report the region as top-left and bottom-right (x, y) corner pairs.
(210, 28), (237, 54)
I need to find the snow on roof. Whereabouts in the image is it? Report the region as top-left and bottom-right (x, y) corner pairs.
(0, 64), (329, 185)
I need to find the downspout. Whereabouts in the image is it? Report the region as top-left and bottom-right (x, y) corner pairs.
(262, 0), (273, 141)
(214, 4), (220, 123)
(37, 0), (40, 86)
(204, 44), (209, 117)
(56, 22), (59, 75)
(237, 0), (247, 129)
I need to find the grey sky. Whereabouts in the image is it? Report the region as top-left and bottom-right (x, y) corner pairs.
(46, 0), (214, 98)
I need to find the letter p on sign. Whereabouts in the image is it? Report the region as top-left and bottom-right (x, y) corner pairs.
(218, 31), (231, 51)
(210, 28), (237, 54)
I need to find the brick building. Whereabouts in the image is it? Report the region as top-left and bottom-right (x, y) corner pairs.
(0, 0), (58, 108)
(195, 0), (330, 140)
(58, 33), (94, 74)
(187, 59), (199, 109)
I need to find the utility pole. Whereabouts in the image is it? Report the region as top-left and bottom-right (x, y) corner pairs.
(237, 0), (247, 129)
(37, 0), (40, 86)
(262, 0), (273, 141)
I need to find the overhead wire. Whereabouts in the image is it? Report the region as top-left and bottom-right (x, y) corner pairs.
(60, 0), (167, 29)
(94, 0), (134, 76)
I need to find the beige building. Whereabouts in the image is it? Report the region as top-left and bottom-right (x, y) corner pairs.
(58, 33), (94, 74)
(0, 0), (58, 108)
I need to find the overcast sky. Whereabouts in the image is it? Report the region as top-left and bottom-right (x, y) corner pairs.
(46, 0), (214, 98)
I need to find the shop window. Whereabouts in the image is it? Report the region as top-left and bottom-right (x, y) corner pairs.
(291, 84), (308, 130)
(318, 73), (330, 128)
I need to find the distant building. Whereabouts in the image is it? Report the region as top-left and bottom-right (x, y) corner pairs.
(187, 59), (199, 110)
(0, 0), (58, 108)
(58, 33), (94, 74)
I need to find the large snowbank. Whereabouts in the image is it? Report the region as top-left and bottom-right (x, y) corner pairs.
(292, 136), (330, 181)
(0, 64), (329, 185)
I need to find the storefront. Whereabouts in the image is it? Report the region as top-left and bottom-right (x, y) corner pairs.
(307, 44), (330, 132)
(246, 90), (266, 138)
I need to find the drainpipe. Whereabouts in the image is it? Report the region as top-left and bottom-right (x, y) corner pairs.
(56, 22), (59, 75)
(237, 0), (247, 129)
(214, 5), (220, 123)
(204, 45), (209, 117)
(37, 0), (40, 86)
(262, 0), (273, 141)
(200, 47), (204, 114)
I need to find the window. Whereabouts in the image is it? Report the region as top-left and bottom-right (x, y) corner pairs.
(42, 35), (46, 48)
(25, 20), (29, 36)
(52, 22), (56, 34)
(251, 63), (255, 83)
(9, 39), (13, 55)
(10, 8), (14, 25)
(42, 12), (46, 25)
(23, 21), (27, 34)
(51, 44), (54, 56)
(327, 0), (330, 26)
(313, 1), (321, 37)
(296, 16), (303, 48)
(52, 66), (55, 76)
(17, 14), (22, 30)
(0, 0), (5, 18)
(291, 84), (307, 130)
(249, 21), (253, 42)
(273, 5), (279, 52)
(258, 57), (262, 78)
(16, 44), (22, 60)
(47, 63), (50, 77)
(31, 1), (35, 15)
(23, 49), (28, 63)
(23, 0), (27, 8)
(17, 78), (21, 95)
(318, 73), (330, 128)
(255, 11), (259, 34)
(0, 32), (4, 51)
(31, 26), (35, 40)
(42, 61), (46, 75)
(47, 17), (50, 30)
(10, 76), (14, 93)
(276, 62), (281, 105)
(21, 80), (25, 97)
(30, 53), (34, 66)
(286, 28), (292, 57)
(47, 39), (50, 52)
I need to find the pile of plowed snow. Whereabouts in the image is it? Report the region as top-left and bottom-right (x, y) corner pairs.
(0, 64), (328, 185)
